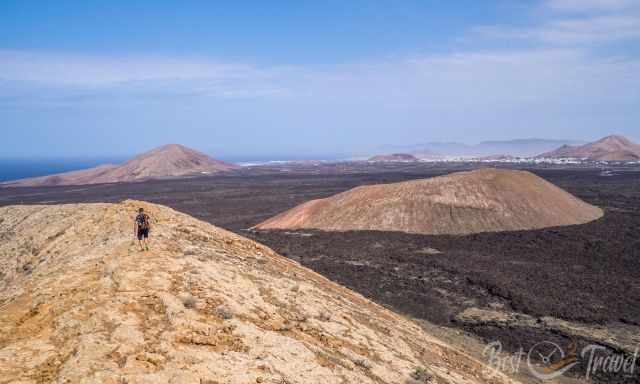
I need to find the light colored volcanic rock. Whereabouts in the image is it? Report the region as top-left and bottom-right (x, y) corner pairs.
(368, 153), (419, 162)
(254, 168), (603, 235)
(540, 135), (640, 161)
(2, 144), (239, 187)
(0, 200), (517, 384)
(477, 154), (517, 161)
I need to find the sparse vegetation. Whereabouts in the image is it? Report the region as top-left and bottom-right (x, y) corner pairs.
(215, 306), (233, 320)
(407, 367), (433, 383)
(182, 294), (197, 309)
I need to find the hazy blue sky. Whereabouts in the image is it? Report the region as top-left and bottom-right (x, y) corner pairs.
(1, 0), (639, 159)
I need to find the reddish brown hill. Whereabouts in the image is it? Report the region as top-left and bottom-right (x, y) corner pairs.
(254, 168), (603, 235)
(540, 135), (640, 161)
(368, 153), (418, 162)
(2, 144), (239, 187)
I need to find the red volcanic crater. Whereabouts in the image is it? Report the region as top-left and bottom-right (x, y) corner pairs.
(254, 168), (603, 235)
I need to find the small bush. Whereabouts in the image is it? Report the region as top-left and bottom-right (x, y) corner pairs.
(316, 311), (332, 322)
(215, 307), (233, 320)
(182, 295), (197, 309)
(21, 262), (34, 275)
(407, 367), (433, 383)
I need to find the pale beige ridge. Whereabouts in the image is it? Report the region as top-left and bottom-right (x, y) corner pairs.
(0, 200), (518, 384)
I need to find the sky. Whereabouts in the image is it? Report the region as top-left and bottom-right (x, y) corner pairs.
(1, 0), (639, 160)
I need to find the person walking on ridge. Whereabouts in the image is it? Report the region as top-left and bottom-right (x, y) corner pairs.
(134, 207), (152, 251)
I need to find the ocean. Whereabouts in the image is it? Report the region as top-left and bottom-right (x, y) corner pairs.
(0, 158), (125, 183)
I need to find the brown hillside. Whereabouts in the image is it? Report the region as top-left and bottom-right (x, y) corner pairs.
(2, 144), (239, 187)
(0, 201), (516, 383)
(540, 135), (640, 161)
(254, 168), (603, 235)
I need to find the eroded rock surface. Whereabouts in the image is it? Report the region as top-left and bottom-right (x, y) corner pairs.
(0, 200), (516, 383)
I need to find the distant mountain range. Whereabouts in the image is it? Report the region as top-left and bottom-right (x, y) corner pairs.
(2, 144), (239, 187)
(383, 138), (586, 158)
(540, 135), (640, 161)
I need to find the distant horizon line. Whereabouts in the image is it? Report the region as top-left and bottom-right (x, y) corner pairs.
(1, 134), (636, 163)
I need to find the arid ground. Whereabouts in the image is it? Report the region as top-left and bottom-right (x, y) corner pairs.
(2, 162), (639, 383)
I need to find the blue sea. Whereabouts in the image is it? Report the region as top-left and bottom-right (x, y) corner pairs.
(0, 157), (125, 183)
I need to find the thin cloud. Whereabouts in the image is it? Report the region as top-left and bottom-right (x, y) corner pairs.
(476, 15), (640, 44)
(474, 0), (640, 45)
(0, 50), (300, 103)
(0, 50), (278, 85)
(1, 48), (639, 107)
(1, 48), (638, 152)
(546, 0), (639, 13)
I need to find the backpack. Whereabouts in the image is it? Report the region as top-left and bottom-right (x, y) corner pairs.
(136, 213), (150, 230)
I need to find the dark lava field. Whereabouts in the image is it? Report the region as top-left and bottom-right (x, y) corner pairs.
(2, 162), (640, 382)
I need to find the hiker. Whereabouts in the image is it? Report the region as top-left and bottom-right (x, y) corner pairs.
(134, 207), (151, 251)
